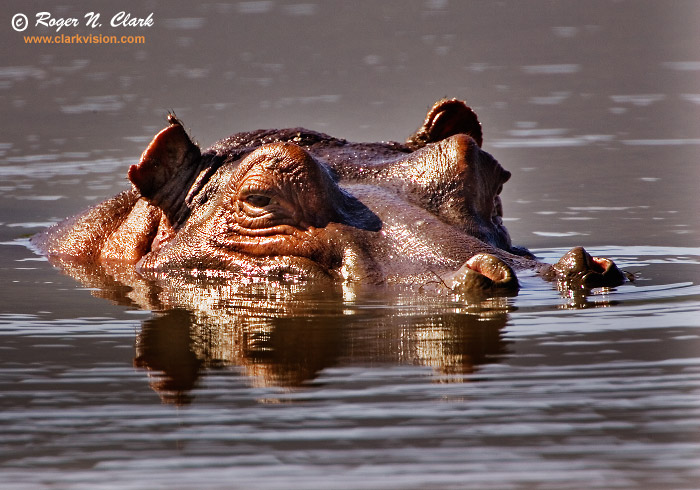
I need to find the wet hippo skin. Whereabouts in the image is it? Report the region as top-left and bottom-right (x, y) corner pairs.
(32, 99), (627, 294)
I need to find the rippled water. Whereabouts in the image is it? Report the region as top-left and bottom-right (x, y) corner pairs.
(2, 1), (700, 489)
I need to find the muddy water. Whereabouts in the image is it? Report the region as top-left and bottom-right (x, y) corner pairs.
(1, 1), (699, 488)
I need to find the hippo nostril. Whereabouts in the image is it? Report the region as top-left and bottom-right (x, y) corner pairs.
(555, 247), (626, 288)
(469, 255), (507, 282)
(590, 257), (612, 274)
(444, 253), (520, 295)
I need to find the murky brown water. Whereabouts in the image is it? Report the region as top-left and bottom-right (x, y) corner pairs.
(2, 1), (700, 488)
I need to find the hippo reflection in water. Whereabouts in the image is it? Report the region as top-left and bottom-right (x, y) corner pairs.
(33, 99), (627, 294)
(131, 284), (512, 404)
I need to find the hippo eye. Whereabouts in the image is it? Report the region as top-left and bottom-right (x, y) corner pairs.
(243, 194), (272, 207)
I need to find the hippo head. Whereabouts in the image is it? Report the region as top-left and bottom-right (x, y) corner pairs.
(34, 99), (627, 293)
(120, 100), (516, 286)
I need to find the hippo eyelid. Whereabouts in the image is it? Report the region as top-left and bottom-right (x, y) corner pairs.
(243, 194), (272, 207)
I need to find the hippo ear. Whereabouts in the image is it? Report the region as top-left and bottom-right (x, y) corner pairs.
(128, 115), (201, 199)
(406, 98), (483, 150)
(128, 115), (202, 227)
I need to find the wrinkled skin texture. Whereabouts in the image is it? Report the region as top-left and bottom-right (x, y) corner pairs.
(32, 99), (627, 295)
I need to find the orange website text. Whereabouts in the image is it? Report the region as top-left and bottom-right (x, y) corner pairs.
(24, 34), (145, 44)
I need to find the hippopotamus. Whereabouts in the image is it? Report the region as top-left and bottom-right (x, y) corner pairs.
(32, 99), (627, 295)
